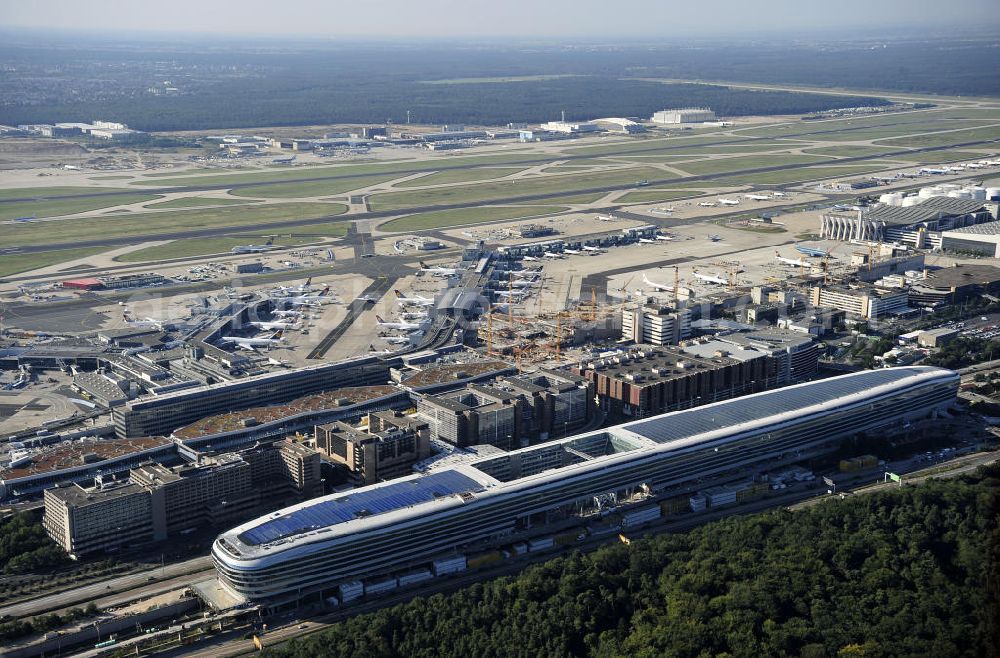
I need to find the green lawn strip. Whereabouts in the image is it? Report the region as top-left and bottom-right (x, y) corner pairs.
(2, 202), (347, 249)
(89, 175), (134, 180)
(228, 173), (409, 199)
(802, 145), (904, 157)
(675, 154), (835, 176)
(715, 164), (888, 185)
(0, 247), (109, 278)
(0, 186), (134, 201)
(141, 167), (255, 177)
(114, 230), (343, 262)
(540, 193), (608, 204)
(735, 111), (993, 139)
(559, 135), (751, 157)
(888, 150), (989, 164)
(394, 167), (527, 188)
(0, 194), (162, 221)
(131, 153), (554, 188)
(616, 189), (707, 204)
(369, 166), (673, 211)
(145, 196), (261, 209)
(379, 205), (567, 232)
(875, 125), (1000, 148)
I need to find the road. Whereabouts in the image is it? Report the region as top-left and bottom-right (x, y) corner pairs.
(0, 556), (213, 620)
(5, 137), (998, 255)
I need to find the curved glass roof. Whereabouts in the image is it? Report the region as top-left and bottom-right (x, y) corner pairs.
(622, 367), (953, 445)
(238, 470), (485, 546)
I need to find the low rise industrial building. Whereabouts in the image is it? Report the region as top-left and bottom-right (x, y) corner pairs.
(940, 220), (1000, 257)
(917, 328), (960, 348)
(651, 108), (716, 124)
(907, 264), (1000, 305)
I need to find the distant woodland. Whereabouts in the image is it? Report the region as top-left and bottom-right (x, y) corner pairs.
(5, 33), (998, 131)
(264, 468), (999, 658)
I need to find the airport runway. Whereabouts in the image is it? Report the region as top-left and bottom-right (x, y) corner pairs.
(4, 138), (998, 257)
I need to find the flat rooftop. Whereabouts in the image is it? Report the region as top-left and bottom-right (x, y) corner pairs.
(578, 346), (738, 383)
(401, 360), (513, 389)
(172, 385), (400, 439)
(1, 436), (171, 481)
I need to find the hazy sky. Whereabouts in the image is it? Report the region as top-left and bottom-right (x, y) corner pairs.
(3, 0), (997, 38)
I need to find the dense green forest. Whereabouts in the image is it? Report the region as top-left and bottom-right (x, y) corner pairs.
(17, 32), (1000, 130)
(264, 468), (999, 658)
(0, 513), (66, 574)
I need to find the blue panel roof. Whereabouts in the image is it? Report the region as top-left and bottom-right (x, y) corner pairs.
(624, 367), (951, 445)
(239, 470), (484, 546)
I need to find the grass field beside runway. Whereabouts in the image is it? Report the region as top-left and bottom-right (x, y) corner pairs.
(0, 247), (109, 278)
(715, 164), (888, 185)
(378, 205), (567, 232)
(114, 230), (343, 262)
(0, 193), (162, 221)
(673, 154), (833, 176)
(2, 202), (348, 248)
(368, 166), (673, 211)
(393, 167), (528, 188)
(615, 189), (709, 204)
(144, 196), (260, 208)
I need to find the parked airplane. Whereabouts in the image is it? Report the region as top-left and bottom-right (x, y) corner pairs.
(638, 238), (656, 244)
(272, 309), (303, 318)
(642, 273), (673, 292)
(249, 320), (300, 331)
(495, 289), (529, 299)
(772, 191), (787, 197)
(231, 239), (275, 254)
(698, 201), (718, 207)
(563, 249), (582, 255)
(509, 280), (539, 288)
(13, 216), (34, 223)
(717, 198), (740, 206)
(708, 235), (722, 242)
(795, 245), (833, 258)
(522, 255), (541, 262)
(420, 261), (460, 276)
(394, 290), (434, 306)
(655, 234), (674, 241)
(286, 286), (333, 306)
(122, 310), (168, 329)
(744, 194), (771, 201)
(543, 252), (563, 259)
(399, 311), (429, 320)
(375, 315), (423, 331)
(217, 333), (285, 350)
(273, 277), (312, 295)
(775, 251), (813, 268)
(381, 335), (413, 345)
(354, 294), (378, 303)
(693, 271), (729, 285)
(920, 167), (947, 175)
(582, 245), (602, 252)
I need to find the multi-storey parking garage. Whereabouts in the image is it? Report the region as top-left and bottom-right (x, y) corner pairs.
(212, 367), (958, 605)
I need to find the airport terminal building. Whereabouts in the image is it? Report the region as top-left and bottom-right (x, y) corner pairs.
(212, 367), (957, 606)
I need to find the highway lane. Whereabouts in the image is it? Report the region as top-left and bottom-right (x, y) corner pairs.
(0, 556), (214, 620)
(5, 137), (998, 255)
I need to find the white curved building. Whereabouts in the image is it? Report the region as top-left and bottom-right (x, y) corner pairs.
(213, 367), (957, 605)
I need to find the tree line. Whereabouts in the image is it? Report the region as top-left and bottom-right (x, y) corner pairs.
(263, 467), (998, 658)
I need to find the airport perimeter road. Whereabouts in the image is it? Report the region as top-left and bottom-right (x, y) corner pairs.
(0, 556), (214, 620)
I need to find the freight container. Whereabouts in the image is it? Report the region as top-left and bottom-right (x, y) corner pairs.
(621, 505), (661, 528)
(704, 486), (738, 507)
(338, 580), (364, 603)
(689, 494), (707, 512)
(398, 569), (433, 587)
(432, 555), (467, 576)
(468, 550), (503, 569)
(365, 577), (398, 596)
(511, 542), (528, 556)
(528, 536), (555, 552)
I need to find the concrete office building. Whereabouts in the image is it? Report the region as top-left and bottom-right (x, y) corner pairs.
(44, 482), (155, 559)
(315, 411), (431, 486)
(621, 305), (691, 346)
(573, 345), (779, 421)
(114, 358), (390, 437)
(43, 440), (320, 558)
(416, 385), (521, 450)
(809, 285), (909, 321)
(651, 108), (716, 124)
(497, 370), (593, 441)
(680, 331), (819, 386)
(211, 367), (957, 606)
